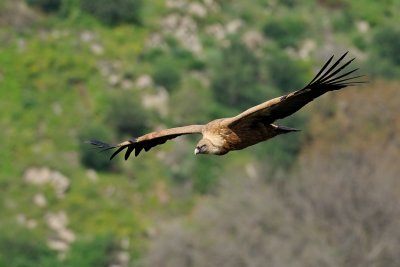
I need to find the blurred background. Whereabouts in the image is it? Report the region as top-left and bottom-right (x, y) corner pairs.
(0, 0), (400, 266)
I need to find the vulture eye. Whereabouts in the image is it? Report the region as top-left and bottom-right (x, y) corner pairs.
(195, 144), (208, 155)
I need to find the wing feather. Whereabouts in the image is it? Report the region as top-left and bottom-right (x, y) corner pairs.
(87, 125), (203, 160)
(227, 52), (365, 127)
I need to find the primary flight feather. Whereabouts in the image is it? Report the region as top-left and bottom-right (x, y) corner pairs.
(88, 52), (364, 160)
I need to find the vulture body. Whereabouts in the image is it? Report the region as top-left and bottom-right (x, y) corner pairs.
(88, 52), (363, 160)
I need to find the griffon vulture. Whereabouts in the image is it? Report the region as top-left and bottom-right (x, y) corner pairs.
(88, 52), (363, 160)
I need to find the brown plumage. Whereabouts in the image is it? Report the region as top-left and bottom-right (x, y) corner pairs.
(88, 52), (364, 160)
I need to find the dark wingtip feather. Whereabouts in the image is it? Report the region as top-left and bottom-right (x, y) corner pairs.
(306, 52), (364, 90)
(110, 146), (127, 160)
(305, 54), (334, 87)
(86, 139), (139, 160)
(86, 140), (115, 151)
(125, 145), (135, 160)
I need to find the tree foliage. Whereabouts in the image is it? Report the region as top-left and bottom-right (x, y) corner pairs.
(373, 23), (400, 66)
(210, 38), (269, 112)
(106, 91), (151, 138)
(25, 0), (62, 13)
(265, 49), (309, 91)
(263, 15), (308, 48)
(152, 57), (182, 92)
(80, 0), (143, 26)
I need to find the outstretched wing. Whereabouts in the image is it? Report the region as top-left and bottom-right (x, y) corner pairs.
(227, 52), (365, 127)
(87, 125), (204, 160)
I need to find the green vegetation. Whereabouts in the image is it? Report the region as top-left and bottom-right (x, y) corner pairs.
(26, 0), (62, 13)
(1, 0), (399, 266)
(64, 234), (119, 267)
(106, 91), (151, 137)
(80, 0), (143, 26)
(263, 15), (308, 48)
(0, 229), (58, 267)
(152, 56), (182, 91)
(368, 22), (400, 78)
(210, 37), (268, 112)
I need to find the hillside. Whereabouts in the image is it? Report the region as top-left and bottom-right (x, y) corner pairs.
(145, 80), (400, 267)
(0, 0), (399, 266)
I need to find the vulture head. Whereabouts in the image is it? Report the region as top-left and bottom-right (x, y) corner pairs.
(194, 139), (218, 155)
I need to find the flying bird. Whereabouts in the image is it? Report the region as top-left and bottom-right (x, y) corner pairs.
(88, 52), (363, 160)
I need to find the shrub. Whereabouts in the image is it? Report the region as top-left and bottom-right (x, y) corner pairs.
(0, 228), (59, 267)
(169, 82), (213, 125)
(192, 157), (221, 194)
(265, 49), (309, 91)
(25, 0), (62, 13)
(79, 122), (115, 171)
(373, 24), (400, 66)
(106, 91), (151, 137)
(281, 0), (299, 7)
(210, 38), (269, 112)
(80, 0), (143, 26)
(152, 58), (181, 92)
(353, 33), (367, 51)
(65, 234), (118, 267)
(365, 23), (400, 78)
(365, 55), (400, 79)
(332, 10), (354, 33)
(262, 16), (308, 48)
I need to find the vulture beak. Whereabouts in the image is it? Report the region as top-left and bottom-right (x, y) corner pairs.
(194, 147), (200, 155)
